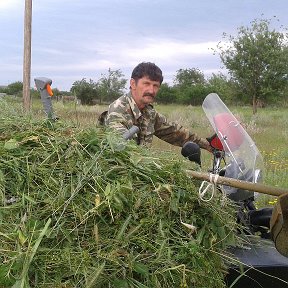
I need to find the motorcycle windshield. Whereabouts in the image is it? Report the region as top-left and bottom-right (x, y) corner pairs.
(202, 93), (264, 201)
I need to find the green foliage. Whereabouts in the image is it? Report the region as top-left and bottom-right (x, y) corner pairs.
(176, 84), (211, 106)
(97, 68), (127, 104)
(155, 83), (176, 104)
(6, 81), (23, 96)
(174, 68), (205, 88)
(0, 102), (240, 287)
(207, 73), (238, 104)
(70, 69), (127, 105)
(70, 78), (98, 105)
(217, 18), (288, 113)
(172, 68), (210, 105)
(0, 86), (7, 93)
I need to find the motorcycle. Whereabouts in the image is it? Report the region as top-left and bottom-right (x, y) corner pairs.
(181, 93), (288, 287)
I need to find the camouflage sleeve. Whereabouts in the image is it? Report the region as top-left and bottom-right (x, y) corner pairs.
(154, 112), (211, 150)
(105, 97), (133, 135)
(105, 106), (130, 136)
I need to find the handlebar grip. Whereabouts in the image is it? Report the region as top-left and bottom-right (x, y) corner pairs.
(123, 125), (140, 140)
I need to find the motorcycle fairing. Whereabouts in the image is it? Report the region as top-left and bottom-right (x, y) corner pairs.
(202, 93), (264, 201)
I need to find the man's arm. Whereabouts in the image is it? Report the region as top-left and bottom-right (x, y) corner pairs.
(154, 112), (212, 151)
(105, 110), (129, 135)
(105, 95), (136, 135)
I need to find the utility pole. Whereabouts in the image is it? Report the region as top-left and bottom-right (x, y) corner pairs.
(23, 0), (32, 112)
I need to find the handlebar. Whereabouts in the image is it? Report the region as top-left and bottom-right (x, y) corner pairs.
(123, 125), (140, 140)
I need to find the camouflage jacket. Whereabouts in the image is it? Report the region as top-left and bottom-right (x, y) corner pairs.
(105, 92), (210, 149)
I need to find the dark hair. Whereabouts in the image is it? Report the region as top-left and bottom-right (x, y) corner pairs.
(131, 62), (163, 84)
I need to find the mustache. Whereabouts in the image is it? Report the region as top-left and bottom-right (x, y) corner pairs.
(143, 92), (154, 97)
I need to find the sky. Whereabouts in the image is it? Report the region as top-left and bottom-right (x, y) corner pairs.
(0, 0), (287, 91)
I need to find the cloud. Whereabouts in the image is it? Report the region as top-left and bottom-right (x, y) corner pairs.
(77, 37), (219, 69)
(29, 38), (222, 90)
(125, 39), (218, 59)
(32, 59), (116, 72)
(0, 0), (21, 10)
(32, 37), (219, 67)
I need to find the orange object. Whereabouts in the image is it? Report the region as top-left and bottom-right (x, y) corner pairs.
(46, 84), (53, 96)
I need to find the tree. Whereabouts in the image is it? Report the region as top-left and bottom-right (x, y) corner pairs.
(207, 73), (238, 104)
(176, 85), (210, 105)
(173, 68), (207, 105)
(70, 78), (98, 105)
(217, 18), (288, 113)
(97, 68), (127, 104)
(6, 81), (23, 96)
(156, 83), (176, 104)
(174, 68), (205, 89)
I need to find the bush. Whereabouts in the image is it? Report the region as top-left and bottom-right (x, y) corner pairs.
(6, 81), (23, 96)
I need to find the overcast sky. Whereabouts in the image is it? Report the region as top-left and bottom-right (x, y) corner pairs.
(0, 0), (287, 91)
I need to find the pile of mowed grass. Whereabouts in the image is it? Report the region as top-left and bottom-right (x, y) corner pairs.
(0, 104), (239, 287)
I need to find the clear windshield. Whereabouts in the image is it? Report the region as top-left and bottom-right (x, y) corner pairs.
(202, 93), (264, 201)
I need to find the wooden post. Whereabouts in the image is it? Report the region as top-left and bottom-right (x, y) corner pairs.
(23, 0), (32, 112)
(186, 170), (288, 197)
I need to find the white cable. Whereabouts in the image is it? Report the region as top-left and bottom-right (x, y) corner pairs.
(198, 173), (219, 202)
(199, 181), (214, 202)
(220, 189), (228, 207)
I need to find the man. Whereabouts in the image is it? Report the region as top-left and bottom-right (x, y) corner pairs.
(103, 62), (211, 151)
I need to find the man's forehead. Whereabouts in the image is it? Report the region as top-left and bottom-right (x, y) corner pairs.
(135, 76), (161, 84)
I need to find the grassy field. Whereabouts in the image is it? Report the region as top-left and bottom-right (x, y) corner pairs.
(5, 96), (288, 206)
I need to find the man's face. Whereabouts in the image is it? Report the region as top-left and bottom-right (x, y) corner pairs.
(130, 76), (161, 110)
